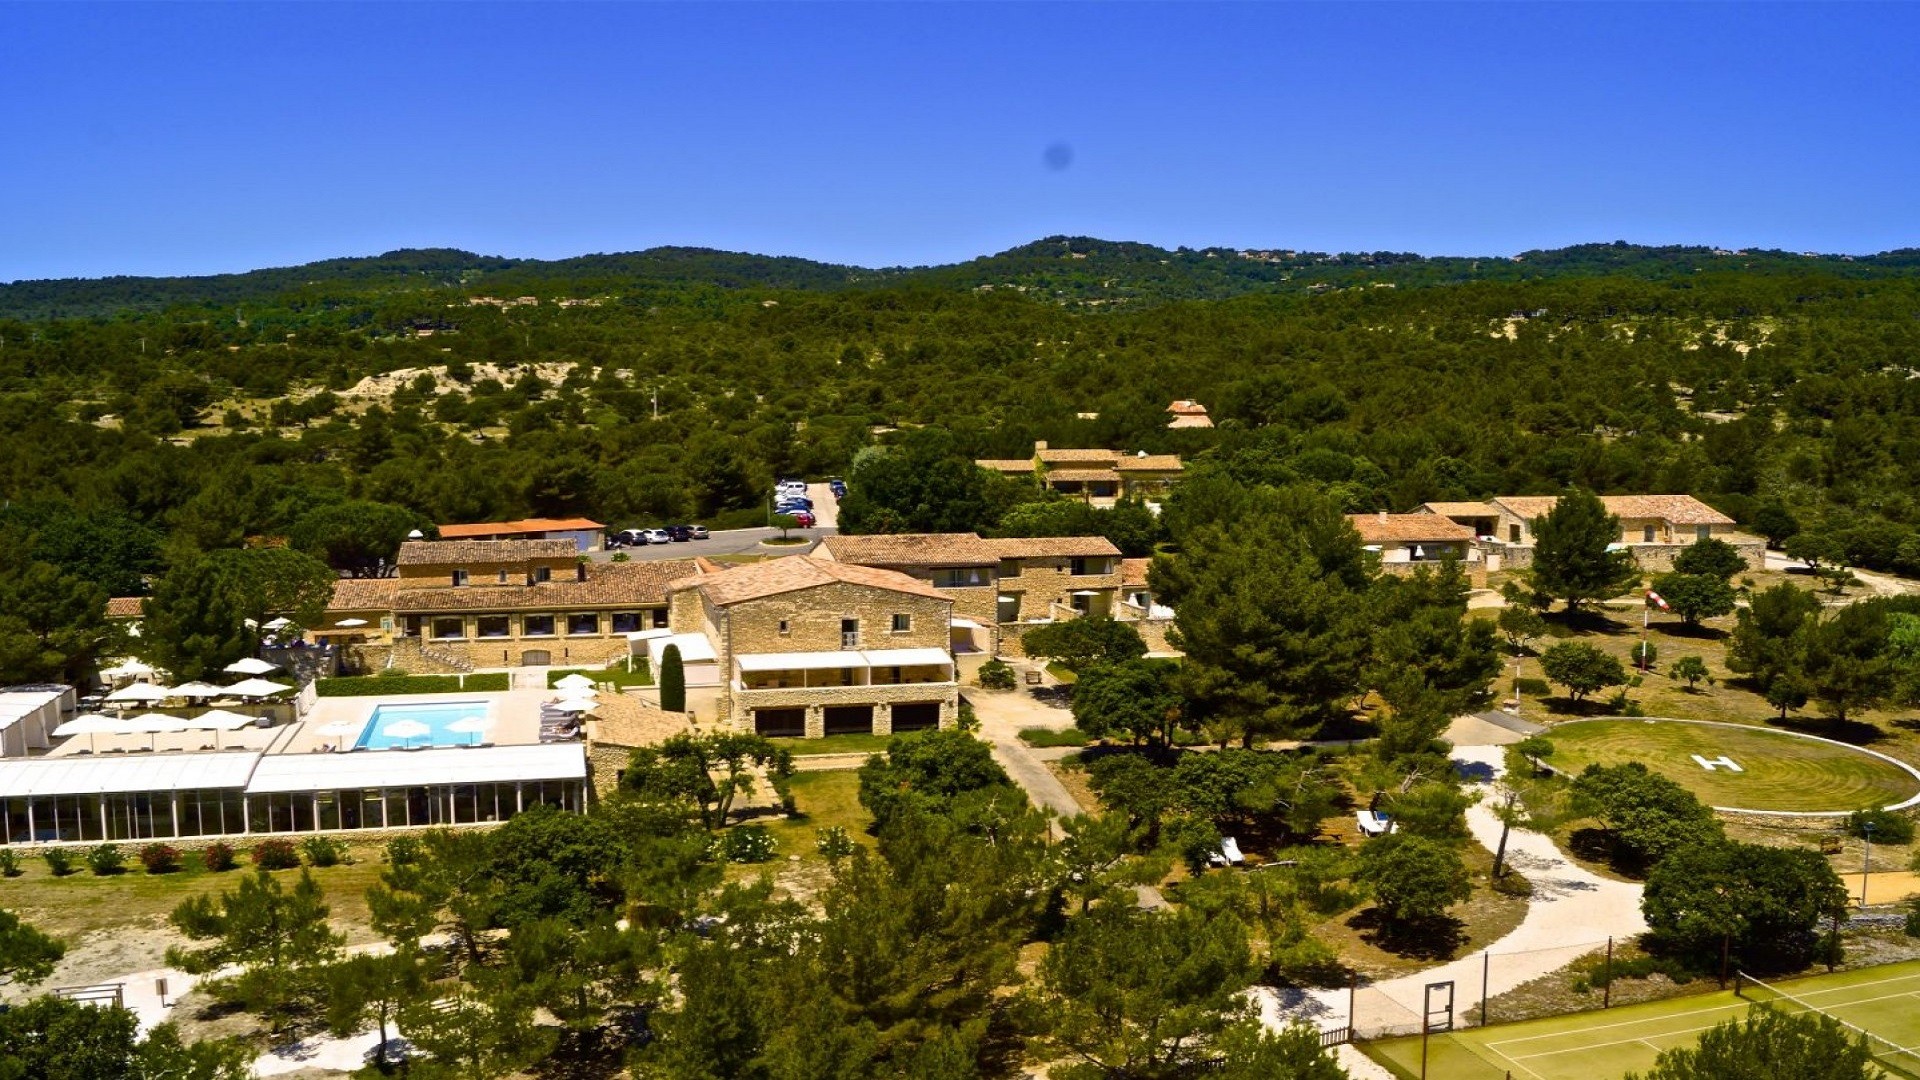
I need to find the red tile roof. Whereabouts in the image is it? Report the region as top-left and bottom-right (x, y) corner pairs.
(675, 556), (949, 607)
(436, 517), (605, 539)
(818, 533), (999, 567)
(1348, 513), (1480, 544)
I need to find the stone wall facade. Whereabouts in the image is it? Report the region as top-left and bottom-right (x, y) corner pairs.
(996, 557), (1121, 623)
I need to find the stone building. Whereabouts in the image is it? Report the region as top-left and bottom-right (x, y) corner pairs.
(323, 540), (697, 670)
(662, 556), (960, 738)
(1348, 512), (1482, 572)
(1417, 494), (1764, 573)
(974, 442), (1184, 507)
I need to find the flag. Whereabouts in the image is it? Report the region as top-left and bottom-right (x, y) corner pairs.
(1646, 589), (1670, 611)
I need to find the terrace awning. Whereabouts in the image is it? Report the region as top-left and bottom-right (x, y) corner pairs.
(243, 744), (585, 794)
(858, 648), (953, 667)
(736, 651), (866, 673)
(0, 752), (262, 798)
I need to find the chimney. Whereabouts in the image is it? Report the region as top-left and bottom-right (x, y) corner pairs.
(1377, 510), (1389, 523)
(1034, 440), (1048, 453)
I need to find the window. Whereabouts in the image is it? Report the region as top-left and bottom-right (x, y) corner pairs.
(1696, 525), (1712, 541)
(997, 560), (1021, 578)
(1071, 557), (1110, 576)
(891, 613), (912, 633)
(497, 569), (509, 584)
(1643, 525), (1656, 543)
(451, 569), (469, 587)
(522, 614), (555, 637)
(778, 619), (791, 636)
(841, 618), (860, 649)
(476, 616), (510, 638)
(611, 612), (641, 634)
(652, 608), (670, 629)
(567, 613), (601, 636)
(1508, 524), (1522, 543)
(432, 617), (466, 640)
(933, 567), (988, 588)
(997, 594), (1021, 623)
(532, 566), (551, 584)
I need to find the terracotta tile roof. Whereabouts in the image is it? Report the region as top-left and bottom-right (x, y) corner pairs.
(676, 556), (949, 607)
(1491, 495), (1735, 527)
(437, 517), (604, 539)
(329, 578), (402, 611)
(1113, 454), (1184, 472)
(1119, 558), (1151, 587)
(1046, 468), (1121, 483)
(389, 559), (697, 613)
(105, 596), (145, 619)
(984, 536), (1123, 559)
(976, 458), (1038, 473)
(1036, 448), (1123, 465)
(397, 539), (579, 566)
(1420, 501), (1500, 518)
(1167, 400), (1209, 415)
(818, 533), (998, 567)
(1348, 514), (1480, 544)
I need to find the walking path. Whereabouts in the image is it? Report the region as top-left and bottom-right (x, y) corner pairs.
(1261, 740), (1646, 1037)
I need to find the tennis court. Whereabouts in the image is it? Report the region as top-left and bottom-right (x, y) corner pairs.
(1362, 960), (1920, 1080)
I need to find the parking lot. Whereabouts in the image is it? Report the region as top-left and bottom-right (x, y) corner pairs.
(588, 482), (839, 562)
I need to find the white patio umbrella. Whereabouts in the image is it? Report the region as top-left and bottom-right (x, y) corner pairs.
(263, 617), (293, 630)
(334, 618), (369, 628)
(446, 716), (492, 745)
(381, 719), (432, 747)
(51, 713), (121, 753)
(223, 678), (294, 698)
(224, 657), (279, 676)
(168, 681), (227, 700)
(127, 712), (188, 750)
(314, 719), (365, 750)
(189, 708), (256, 748)
(554, 673), (596, 691)
(549, 699), (596, 713)
(99, 659), (156, 682)
(106, 682), (171, 705)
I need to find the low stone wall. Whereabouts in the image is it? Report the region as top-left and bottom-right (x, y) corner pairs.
(1125, 617), (1183, 657)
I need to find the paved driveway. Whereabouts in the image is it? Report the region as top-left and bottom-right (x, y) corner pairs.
(588, 526), (834, 562)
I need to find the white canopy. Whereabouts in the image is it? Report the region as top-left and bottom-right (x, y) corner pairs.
(99, 660), (156, 680)
(554, 673), (597, 690)
(189, 709), (257, 732)
(736, 651), (866, 673)
(263, 617), (293, 630)
(126, 713), (189, 733)
(168, 681), (228, 699)
(224, 657), (279, 676)
(949, 618), (986, 629)
(223, 678), (293, 698)
(382, 720), (432, 740)
(0, 752), (263, 798)
(549, 699), (596, 713)
(244, 743), (584, 794)
(52, 714), (122, 737)
(333, 618), (369, 628)
(858, 647), (954, 668)
(106, 683), (171, 704)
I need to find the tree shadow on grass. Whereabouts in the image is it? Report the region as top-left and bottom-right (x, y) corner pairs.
(1347, 908), (1469, 961)
(1764, 714), (1888, 746)
(1567, 827), (1650, 880)
(1547, 609), (1632, 637)
(1658, 623), (1728, 641)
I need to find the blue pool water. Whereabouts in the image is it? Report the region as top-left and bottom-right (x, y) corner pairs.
(357, 701), (493, 749)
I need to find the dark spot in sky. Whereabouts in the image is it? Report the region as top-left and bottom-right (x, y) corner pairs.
(1043, 141), (1074, 171)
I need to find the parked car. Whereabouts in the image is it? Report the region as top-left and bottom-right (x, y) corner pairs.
(828, 479), (847, 498)
(610, 528), (648, 548)
(643, 528), (672, 545)
(776, 497), (813, 512)
(776, 480), (807, 496)
(689, 525), (710, 539)
(790, 510), (816, 528)
(665, 525), (693, 542)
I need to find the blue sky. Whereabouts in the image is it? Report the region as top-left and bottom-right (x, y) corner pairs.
(3, 3), (1915, 280)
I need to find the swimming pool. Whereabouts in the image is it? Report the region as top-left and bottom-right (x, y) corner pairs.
(357, 701), (494, 749)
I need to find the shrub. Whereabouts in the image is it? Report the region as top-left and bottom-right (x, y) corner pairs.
(301, 836), (348, 867)
(252, 839), (300, 870)
(1630, 640), (1658, 670)
(202, 842), (237, 872)
(317, 672), (509, 696)
(1018, 727), (1090, 748)
(385, 836), (422, 866)
(87, 844), (126, 875)
(718, 825), (776, 863)
(0, 849), (17, 876)
(815, 826), (857, 863)
(977, 659), (1017, 690)
(1847, 808), (1915, 844)
(139, 843), (181, 874)
(43, 849), (74, 876)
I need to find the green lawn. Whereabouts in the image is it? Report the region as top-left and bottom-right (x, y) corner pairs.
(1547, 718), (1920, 813)
(759, 771), (872, 859)
(1018, 727), (1090, 748)
(773, 732), (895, 757)
(1364, 959), (1920, 1080)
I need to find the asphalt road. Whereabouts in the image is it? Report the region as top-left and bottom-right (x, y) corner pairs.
(588, 482), (842, 562)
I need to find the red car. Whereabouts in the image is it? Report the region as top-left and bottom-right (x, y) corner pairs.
(790, 510), (816, 528)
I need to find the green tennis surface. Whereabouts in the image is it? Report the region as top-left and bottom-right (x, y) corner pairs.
(1362, 960), (1920, 1080)
(1548, 718), (1920, 813)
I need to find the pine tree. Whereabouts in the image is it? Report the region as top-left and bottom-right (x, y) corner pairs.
(1529, 488), (1640, 611)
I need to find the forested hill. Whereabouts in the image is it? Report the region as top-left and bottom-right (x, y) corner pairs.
(9, 237), (1920, 319)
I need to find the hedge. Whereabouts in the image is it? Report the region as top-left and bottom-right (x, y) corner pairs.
(316, 672), (509, 696)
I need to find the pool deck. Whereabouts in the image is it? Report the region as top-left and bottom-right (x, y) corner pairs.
(285, 690), (550, 754)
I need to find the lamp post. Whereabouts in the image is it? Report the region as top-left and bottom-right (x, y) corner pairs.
(1861, 819), (1876, 906)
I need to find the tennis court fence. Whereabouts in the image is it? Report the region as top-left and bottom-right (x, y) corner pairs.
(1737, 970), (1920, 1079)
(1340, 936), (1626, 1043)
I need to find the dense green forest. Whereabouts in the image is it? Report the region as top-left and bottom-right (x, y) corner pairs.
(6, 235), (1920, 683)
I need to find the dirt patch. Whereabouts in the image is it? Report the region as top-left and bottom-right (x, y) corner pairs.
(1043, 758), (1100, 815)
